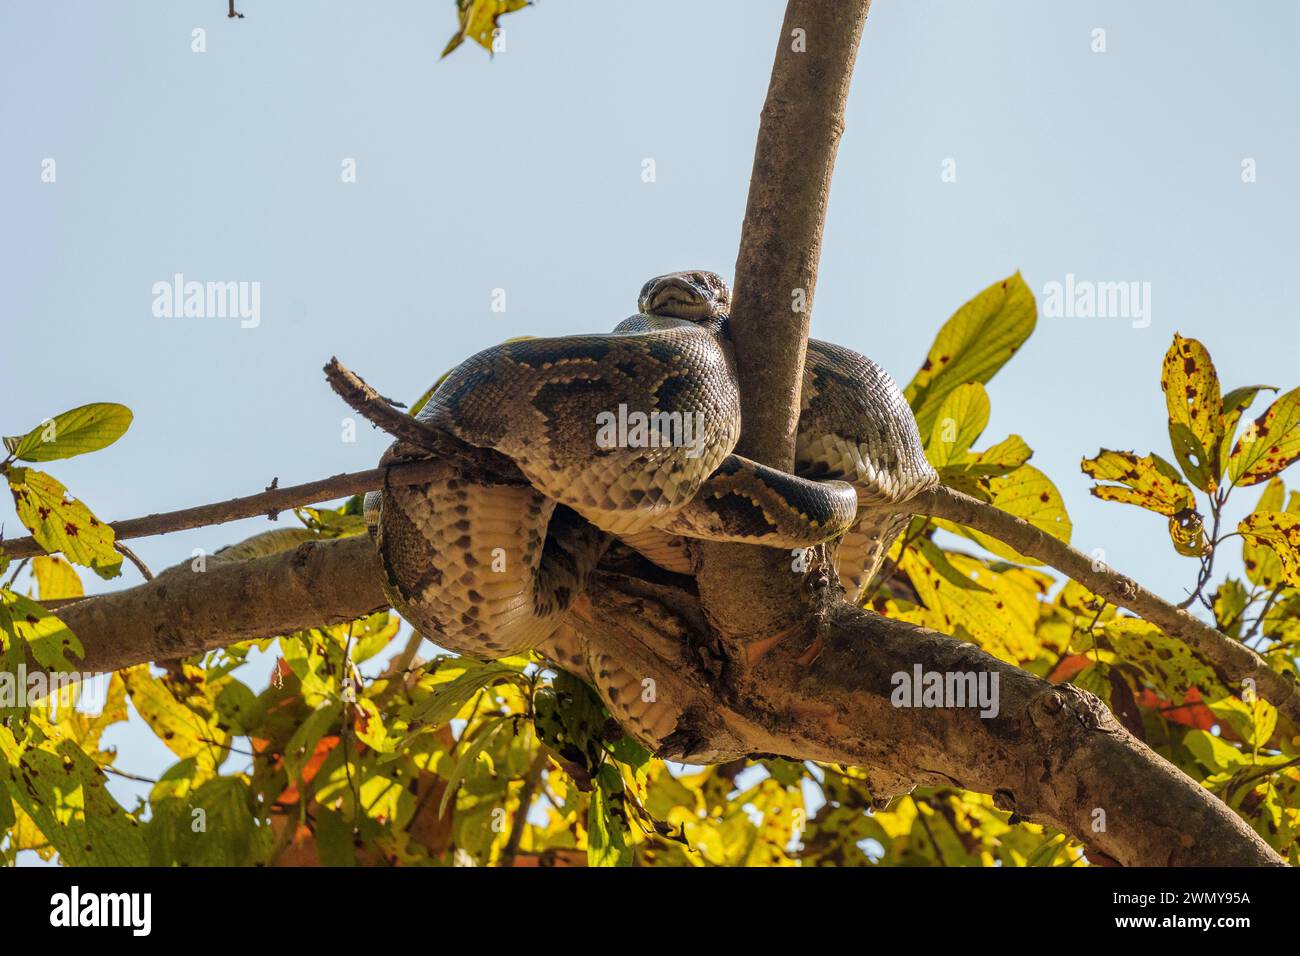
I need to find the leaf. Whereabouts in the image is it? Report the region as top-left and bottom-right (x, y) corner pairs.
(7, 468), (121, 578)
(1103, 618), (1220, 701)
(441, 0), (530, 58)
(1220, 385), (1275, 476)
(0, 588), (83, 672)
(1212, 578), (1249, 638)
(3, 403), (132, 463)
(588, 763), (634, 867)
(1238, 511), (1300, 588)
(32, 555), (82, 600)
(404, 658), (522, 731)
(283, 703), (341, 782)
(1242, 479), (1288, 589)
(1160, 335), (1224, 492)
(945, 464), (1072, 564)
(1228, 386), (1300, 486)
(1081, 449), (1207, 557)
(926, 383), (989, 467)
(120, 666), (226, 772)
(0, 724), (148, 866)
(1183, 729), (1248, 773)
(1081, 450), (1195, 517)
(438, 716), (509, 817)
(905, 273), (1037, 438)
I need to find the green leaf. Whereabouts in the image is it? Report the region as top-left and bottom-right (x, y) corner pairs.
(1160, 335), (1224, 493)
(588, 763), (634, 867)
(926, 383), (989, 467)
(0, 588), (83, 672)
(1220, 385), (1275, 476)
(283, 703), (341, 782)
(0, 724), (148, 866)
(905, 273), (1037, 438)
(7, 468), (122, 578)
(404, 658), (522, 731)
(1228, 386), (1300, 487)
(3, 403), (132, 463)
(438, 716), (509, 817)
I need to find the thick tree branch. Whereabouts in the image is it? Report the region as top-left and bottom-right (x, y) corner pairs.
(53, 535), (386, 673)
(906, 484), (1300, 733)
(43, 536), (1284, 865)
(698, 0), (874, 647)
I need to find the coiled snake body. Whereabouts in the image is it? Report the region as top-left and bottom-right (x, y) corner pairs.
(367, 272), (936, 749)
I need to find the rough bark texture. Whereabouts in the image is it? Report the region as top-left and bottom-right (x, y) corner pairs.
(698, 0), (875, 649)
(53, 535), (387, 673)
(45, 539), (1284, 865)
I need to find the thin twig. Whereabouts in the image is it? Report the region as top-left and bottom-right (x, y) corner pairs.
(0, 459), (446, 561)
(114, 542), (154, 580)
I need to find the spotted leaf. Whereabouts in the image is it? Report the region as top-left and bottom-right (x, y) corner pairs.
(6, 468), (121, 579)
(1228, 386), (1300, 487)
(1160, 335), (1224, 492)
(1238, 511), (1300, 588)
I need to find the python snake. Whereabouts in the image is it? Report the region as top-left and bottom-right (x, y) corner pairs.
(365, 271), (937, 750)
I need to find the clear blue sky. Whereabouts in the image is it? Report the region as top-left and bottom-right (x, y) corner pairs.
(3, 1), (1298, 860)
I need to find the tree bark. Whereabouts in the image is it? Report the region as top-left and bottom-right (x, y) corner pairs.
(45, 537), (1284, 865)
(697, 0), (875, 649)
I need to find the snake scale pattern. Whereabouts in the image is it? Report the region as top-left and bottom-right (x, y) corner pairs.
(365, 271), (937, 750)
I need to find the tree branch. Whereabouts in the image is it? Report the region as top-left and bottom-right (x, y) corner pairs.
(697, 0), (875, 647)
(906, 484), (1300, 733)
(42, 532), (1284, 864)
(0, 461), (445, 561)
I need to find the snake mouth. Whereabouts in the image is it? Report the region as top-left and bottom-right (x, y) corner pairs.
(638, 272), (727, 321)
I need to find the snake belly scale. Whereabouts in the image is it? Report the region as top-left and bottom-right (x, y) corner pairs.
(366, 271), (937, 748)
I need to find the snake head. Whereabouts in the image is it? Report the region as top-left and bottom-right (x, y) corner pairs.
(637, 271), (731, 321)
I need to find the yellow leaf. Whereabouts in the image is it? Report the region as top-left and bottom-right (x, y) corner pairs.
(942, 464), (1071, 565)
(1242, 478), (1287, 589)
(120, 666), (227, 772)
(32, 555), (83, 601)
(1081, 449), (1196, 517)
(905, 273), (1036, 437)
(1238, 511), (1300, 588)
(926, 383), (990, 467)
(7, 468), (121, 579)
(1228, 386), (1300, 487)
(441, 0), (530, 58)
(1160, 335), (1224, 493)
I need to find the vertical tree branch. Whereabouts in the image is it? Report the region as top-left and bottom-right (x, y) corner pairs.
(698, 0), (874, 646)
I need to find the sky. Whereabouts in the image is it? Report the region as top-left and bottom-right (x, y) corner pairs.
(2, 1), (1298, 862)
